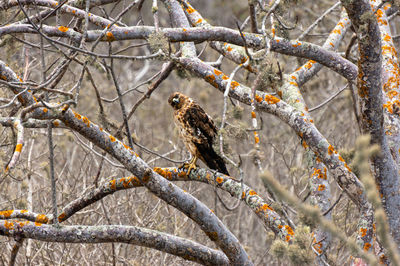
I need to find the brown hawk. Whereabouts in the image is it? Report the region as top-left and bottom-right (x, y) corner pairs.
(168, 92), (229, 176)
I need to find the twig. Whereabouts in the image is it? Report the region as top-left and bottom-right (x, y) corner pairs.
(219, 60), (249, 168)
(90, 0), (140, 51)
(0, 88), (28, 109)
(308, 84), (348, 112)
(9, 237), (24, 266)
(122, 62), (175, 126)
(107, 47), (134, 148)
(153, 0), (159, 32)
(249, 2), (259, 33)
(72, 131), (125, 168)
(323, 191), (344, 216)
(235, 20), (253, 60)
(297, 1), (341, 40)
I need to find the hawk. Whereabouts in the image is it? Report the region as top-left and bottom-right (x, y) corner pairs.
(168, 92), (229, 176)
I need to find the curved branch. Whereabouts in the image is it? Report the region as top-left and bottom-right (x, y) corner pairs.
(4, 118), (24, 172)
(0, 221), (229, 265)
(0, 24), (358, 80)
(0, 166), (294, 242)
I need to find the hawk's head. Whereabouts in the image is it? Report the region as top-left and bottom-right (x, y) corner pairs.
(168, 92), (188, 110)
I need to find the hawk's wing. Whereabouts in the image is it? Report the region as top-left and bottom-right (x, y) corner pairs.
(183, 102), (218, 144)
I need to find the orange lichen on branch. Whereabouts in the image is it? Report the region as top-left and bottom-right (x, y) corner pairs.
(344, 163), (352, 172)
(383, 34), (392, 42)
(216, 176), (224, 183)
(58, 212), (66, 222)
(383, 101), (393, 113)
(186, 5), (195, 14)
(382, 45), (396, 56)
(82, 116), (90, 127)
(313, 240), (323, 254)
(205, 74), (218, 88)
(255, 94), (263, 103)
(375, 9), (387, 25)
(153, 167), (165, 176)
(383, 100), (400, 114)
(304, 60), (316, 69)
(58, 26), (69, 32)
(264, 95), (280, 104)
(0, 210), (14, 217)
(285, 225), (294, 241)
(73, 111), (82, 120)
(254, 132), (260, 144)
(109, 135), (116, 142)
(249, 190), (257, 196)
(251, 111), (256, 118)
(165, 171), (173, 180)
(15, 143), (22, 152)
(4, 221), (14, 230)
(230, 81), (239, 89)
(105, 32), (115, 42)
(292, 41), (301, 47)
(17, 221), (29, 227)
(311, 168), (327, 179)
(302, 140), (308, 149)
(121, 176), (136, 188)
(363, 242), (372, 251)
(110, 179), (116, 190)
(317, 184), (326, 191)
(327, 144), (335, 155)
(261, 203), (273, 211)
(213, 69), (222, 76)
(35, 214), (49, 224)
(360, 227), (367, 237)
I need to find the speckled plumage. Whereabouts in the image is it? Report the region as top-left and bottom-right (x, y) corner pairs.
(168, 92), (229, 175)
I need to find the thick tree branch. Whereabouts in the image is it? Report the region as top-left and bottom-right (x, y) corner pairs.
(0, 221), (229, 265)
(341, 0), (400, 249)
(0, 24), (358, 80)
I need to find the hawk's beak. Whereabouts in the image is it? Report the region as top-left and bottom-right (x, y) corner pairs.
(172, 98), (179, 104)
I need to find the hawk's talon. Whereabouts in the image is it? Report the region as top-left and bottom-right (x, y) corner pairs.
(181, 156), (198, 176)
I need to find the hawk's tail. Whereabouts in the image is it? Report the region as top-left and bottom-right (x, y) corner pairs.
(196, 143), (229, 176)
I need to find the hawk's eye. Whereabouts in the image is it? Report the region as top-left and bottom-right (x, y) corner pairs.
(172, 97), (179, 104)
